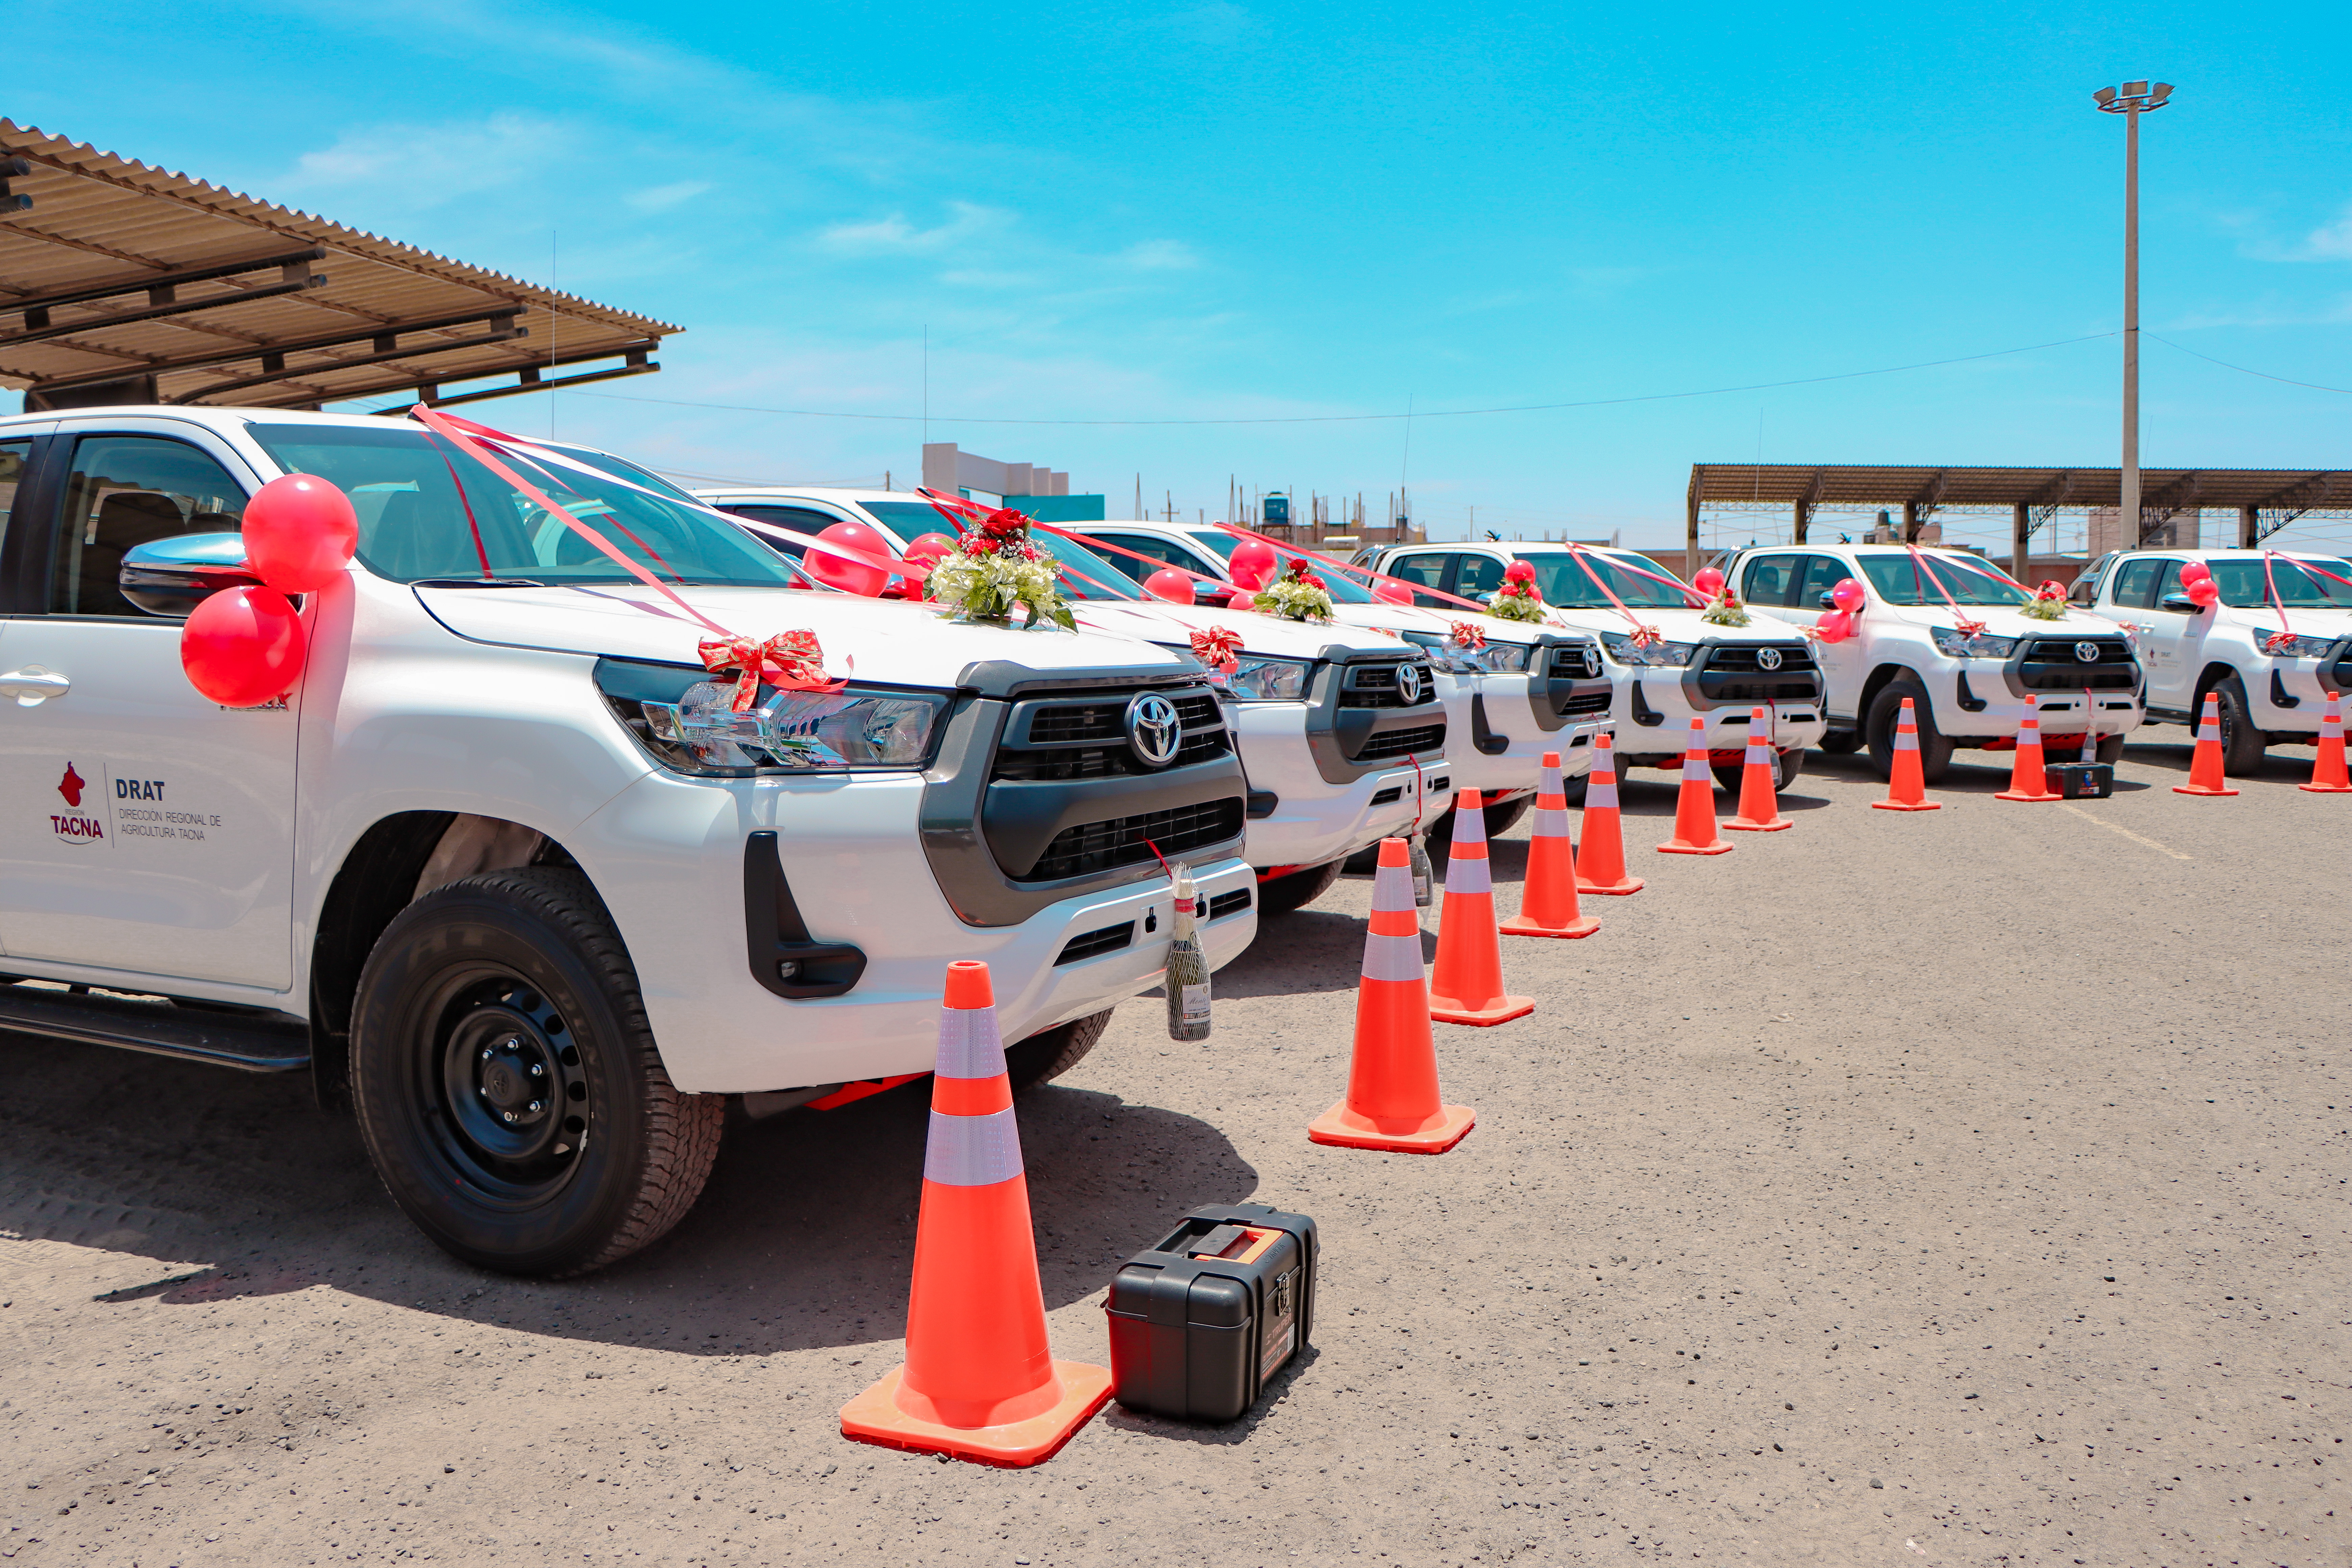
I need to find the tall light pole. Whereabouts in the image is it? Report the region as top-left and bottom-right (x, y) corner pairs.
(2094, 80), (2173, 545)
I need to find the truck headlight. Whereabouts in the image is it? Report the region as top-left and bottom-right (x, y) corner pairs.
(2262, 632), (2336, 659)
(1222, 654), (1312, 701)
(1478, 642), (1532, 673)
(1600, 632), (1697, 668)
(1400, 630), (1485, 675)
(1931, 628), (2019, 659)
(598, 659), (947, 773)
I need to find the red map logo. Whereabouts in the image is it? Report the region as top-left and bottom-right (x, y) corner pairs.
(58, 762), (85, 808)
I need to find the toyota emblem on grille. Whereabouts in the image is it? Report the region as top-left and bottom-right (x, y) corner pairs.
(1756, 647), (1784, 671)
(1124, 692), (1183, 767)
(1396, 663), (1426, 705)
(2074, 641), (2102, 663)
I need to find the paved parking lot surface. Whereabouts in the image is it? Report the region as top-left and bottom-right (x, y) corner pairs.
(3, 734), (2345, 1566)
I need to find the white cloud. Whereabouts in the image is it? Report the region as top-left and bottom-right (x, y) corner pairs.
(818, 202), (1013, 255)
(1119, 239), (1200, 271)
(627, 179), (713, 214)
(280, 112), (575, 209)
(2307, 205), (2352, 261)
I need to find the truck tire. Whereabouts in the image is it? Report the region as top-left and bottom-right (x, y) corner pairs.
(2096, 733), (2126, 765)
(350, 866), (725, 1278)
(1258, 857), (1346, 917)
(1715, 745), (1807, 795)
(1005, 1007), (1111, 1091)
(1559, 744), (1630, 806)
(1865, 682), (1955, 783)
(1426, 791), (1534, 847)
(1817, 729), (1864, 755)
(2210, 674), (2267, 776)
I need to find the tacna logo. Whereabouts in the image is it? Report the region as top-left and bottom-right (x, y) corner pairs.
(50, 761), (106, 846)
(58, 761), (86, 807)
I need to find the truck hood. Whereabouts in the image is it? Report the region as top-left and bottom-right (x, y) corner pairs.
(1075, 601), (1409, 658)
(1544, 605), (1799, 644)
(415, 583), (1198, 686)
(1327, 603), (1558, 646)
(1873, 604), (2121, 640)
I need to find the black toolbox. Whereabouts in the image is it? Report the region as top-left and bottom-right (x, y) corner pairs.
(1105, 1203), (1317, 1422)
(2044, 761), (2113, 799)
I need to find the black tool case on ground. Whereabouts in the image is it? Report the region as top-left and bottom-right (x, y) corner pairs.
(2045, 762), (2114, 799)
(1105, 1203), (1317, 1422)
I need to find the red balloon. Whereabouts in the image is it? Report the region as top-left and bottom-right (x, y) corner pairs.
(2187, 576), (2219, 606)
(1143, 568), (1196, 605)
(2178, 560), (2212, 586)
(1832, 577), (1865, 612)
(1691, 567), (1725, 596)
(1373, 577), (1415, 605)
(244, 474), (357, 593)
(1229, 540), (1278, 591)
(181, 586), (305, 707)
(1815, 608), (1851, 643)
(1503, 559), (1537, 583)
(1226, 587), (1258, 609)
(902, 532), (958, 570)
(806, 520), (894, 596)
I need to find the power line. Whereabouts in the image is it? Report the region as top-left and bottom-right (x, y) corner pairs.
(2148, 333), (2352, 396)
(570, 332), (2118, 429)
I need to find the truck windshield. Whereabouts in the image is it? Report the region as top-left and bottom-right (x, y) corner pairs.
(1858, 554), (2029, 607)
(857, 501), (1142, 601)
(1182, 531), (1375, 603)
(2208, 558), (2352, 608)
(248, 424), (799, 588)
(1521, 552), (1691, 610)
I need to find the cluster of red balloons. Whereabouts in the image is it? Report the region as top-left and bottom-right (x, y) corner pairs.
(181, 475), (358, 707)
(1372, 577), (1414, 605)
(1691, 567), (1725, 596)
(1815, 578), (1867, 643)
(1228, 539), (1278, 592)
(1143, 568), (1196, 605)
(2179, 559), (2219, 607)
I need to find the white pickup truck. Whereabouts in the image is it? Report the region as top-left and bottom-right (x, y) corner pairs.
(0, 407), (1257, 1277)
(694, 489), (1453, 913)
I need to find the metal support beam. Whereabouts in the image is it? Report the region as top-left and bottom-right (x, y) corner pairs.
(2240, 504), (2260, 549)
(1685, 469), (1702, 574)
(354, 345), (659, 414)
(167, 323), (527, 402)
(1902, 500), (1921, 543)
(1, 274), (327, 350)
(2012, 503), (2031, 582)
(30, 306), (523, 396)
(0, 247), (326, 322)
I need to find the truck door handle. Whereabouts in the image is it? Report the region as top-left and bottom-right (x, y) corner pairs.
(0, 667), (70, 705)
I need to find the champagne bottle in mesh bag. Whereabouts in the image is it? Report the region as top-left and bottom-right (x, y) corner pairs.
(1407, 830), (1435, 908)
(1164, 863), (1211, 1042)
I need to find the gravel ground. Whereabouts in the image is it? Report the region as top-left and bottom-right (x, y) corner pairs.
(2, 734), (2345, 1567)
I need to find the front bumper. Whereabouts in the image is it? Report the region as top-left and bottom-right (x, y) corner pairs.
(1613, 679), (1829, 761)
(575, 769), (1257, 1093)
(1435, 671), (1604, 792)
(1929, 670), (2146, 743)
(1232, 726), (1446, 869)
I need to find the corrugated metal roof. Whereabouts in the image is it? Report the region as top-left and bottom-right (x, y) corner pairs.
(1689, 463), (2352, 517)
(0, 120), (678, 411)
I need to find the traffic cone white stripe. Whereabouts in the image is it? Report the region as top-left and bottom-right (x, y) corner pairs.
(1587, 761), (1619, 808)
(1533, 805), (1571, 837)
(924, 1107), (1024, 1186)
(1681, 750), (1713, 781)
(1894, 725), (1919, 752)
(2197, 698), (2220, 741)
(1361, 932), (1426, 983)
(1744, 733), (1770, 764)
(1452, 801), (1488, 848)
(935, 1007), (1007, 1079)
(1443, 856), (1492, 897)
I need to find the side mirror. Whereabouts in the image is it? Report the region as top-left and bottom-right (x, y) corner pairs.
(2158, 593), (2200, 614)
(120, 533), (258, 618)
(1816, 590), (1837, 610)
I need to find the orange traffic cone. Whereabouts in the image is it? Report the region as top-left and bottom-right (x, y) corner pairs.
(1502, 751), (1599, 938)
(1722, 706), (1793, 831)
(1426, 789), (1535, 1025)
(840, 961), (1113, 1467)
(1658, 717), (1733, 853)
(1574, 732), (1644, 896)
(2174, 692), (2238, 797)
(1994, 713), (2061, 802)
(1871, 698), (1942, 811)
(2301, 692), (2352, 793)
(1310, 838), (1476, 1152)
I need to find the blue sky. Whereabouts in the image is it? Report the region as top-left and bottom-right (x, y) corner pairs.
(10, 0), (2352, 550)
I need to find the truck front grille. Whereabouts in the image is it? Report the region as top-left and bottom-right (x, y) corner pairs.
(1557, 689), (1612, 717)
(1024, 799), (1248, 883)
(1338, 659), (1439, 709)
(993, 691), (1231, 780)
(1350, 722), (1447, 762)
(2018, 638), (2137, 691)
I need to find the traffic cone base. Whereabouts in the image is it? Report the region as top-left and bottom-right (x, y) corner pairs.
(1500, 909), (1601, 937)
(1428, 991), (1536, 1026)
(1308, 1098), (1475, 1154)
(1577, 868), (1645, 895)
(2173, 783), (2239, 795)
(1993, 789), (2062, 802)
(1721, 817), (1791, 832)
(2298, 780), (2352, 794)
(1869, 797), (1943, 812)
(841, 1362), (1114, 1469)
(1657, 836), (1736, 852)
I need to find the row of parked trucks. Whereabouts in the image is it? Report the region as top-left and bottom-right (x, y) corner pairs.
(5, 401), (2341, 1274)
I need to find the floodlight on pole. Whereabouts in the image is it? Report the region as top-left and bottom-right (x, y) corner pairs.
(2094, 79), (2174, 547)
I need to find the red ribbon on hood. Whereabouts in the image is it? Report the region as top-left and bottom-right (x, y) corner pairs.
(1448, 620), (1487, 649)
(697, 630), (845, 712)
(1189, 626), (1243, 671)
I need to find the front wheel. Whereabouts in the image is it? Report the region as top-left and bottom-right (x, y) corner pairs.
(1258, 857), (1346, 916)
(1005, 1008), (1111, 1091)
(1865, 682), (1955, 784)
(351, 866), (725, 1278)
(2209, 675), (2267, 776)
(2096, 733), (2126, 765)
(1817, 729), (1864, 755)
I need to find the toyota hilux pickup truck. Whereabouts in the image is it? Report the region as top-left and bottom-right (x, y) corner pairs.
(0, 407), (1257, 1277)
(1726, 542), (2143, 780)
(694, 489), (1452, 913)
(1358, 540), (1828, 796)
(1060, 519), (1613, 834)
(2072, 546), (2352, 775)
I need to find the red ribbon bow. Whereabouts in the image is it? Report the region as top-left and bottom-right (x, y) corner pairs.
(1448, 620), (1487, 649)
(1626, 623), (1662, 648)
(1189, 626), (1243, 671)
(696, 630), (844, 712)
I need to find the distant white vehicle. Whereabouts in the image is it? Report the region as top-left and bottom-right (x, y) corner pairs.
(1725, 542), (2145, 780)
(2072, 546), (2352, 776)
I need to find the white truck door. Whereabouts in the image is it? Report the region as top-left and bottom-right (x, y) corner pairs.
(2117, 558), (2198, 708)
(0, 424), (298, 992)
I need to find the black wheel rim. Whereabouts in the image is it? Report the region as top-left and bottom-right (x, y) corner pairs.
(417, 971), (590, 1206)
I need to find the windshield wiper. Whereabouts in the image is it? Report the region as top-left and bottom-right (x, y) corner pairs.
(413, 577), (547, 589)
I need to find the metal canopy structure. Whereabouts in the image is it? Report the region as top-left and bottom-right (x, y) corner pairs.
(0, 120), (677, 413)
(1685, 462), (2352, 575)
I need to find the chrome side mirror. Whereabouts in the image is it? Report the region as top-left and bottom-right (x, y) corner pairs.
(119, 532), (258, 618)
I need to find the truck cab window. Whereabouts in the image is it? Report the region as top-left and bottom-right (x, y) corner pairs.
(0, 441), (29, 536)
(1739, 554), (1801, 607)
(52, 435), (249, 617)
(1453, 554), (1505, 598)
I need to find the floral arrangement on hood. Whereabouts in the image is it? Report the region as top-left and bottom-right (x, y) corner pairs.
(924, 505), (1075, 630)
(1698, 584), (1753, 627)
(2019, 580), (2069, 621)
(1252, 557), (1336, 622)
(1484, 559), (1548, 623)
